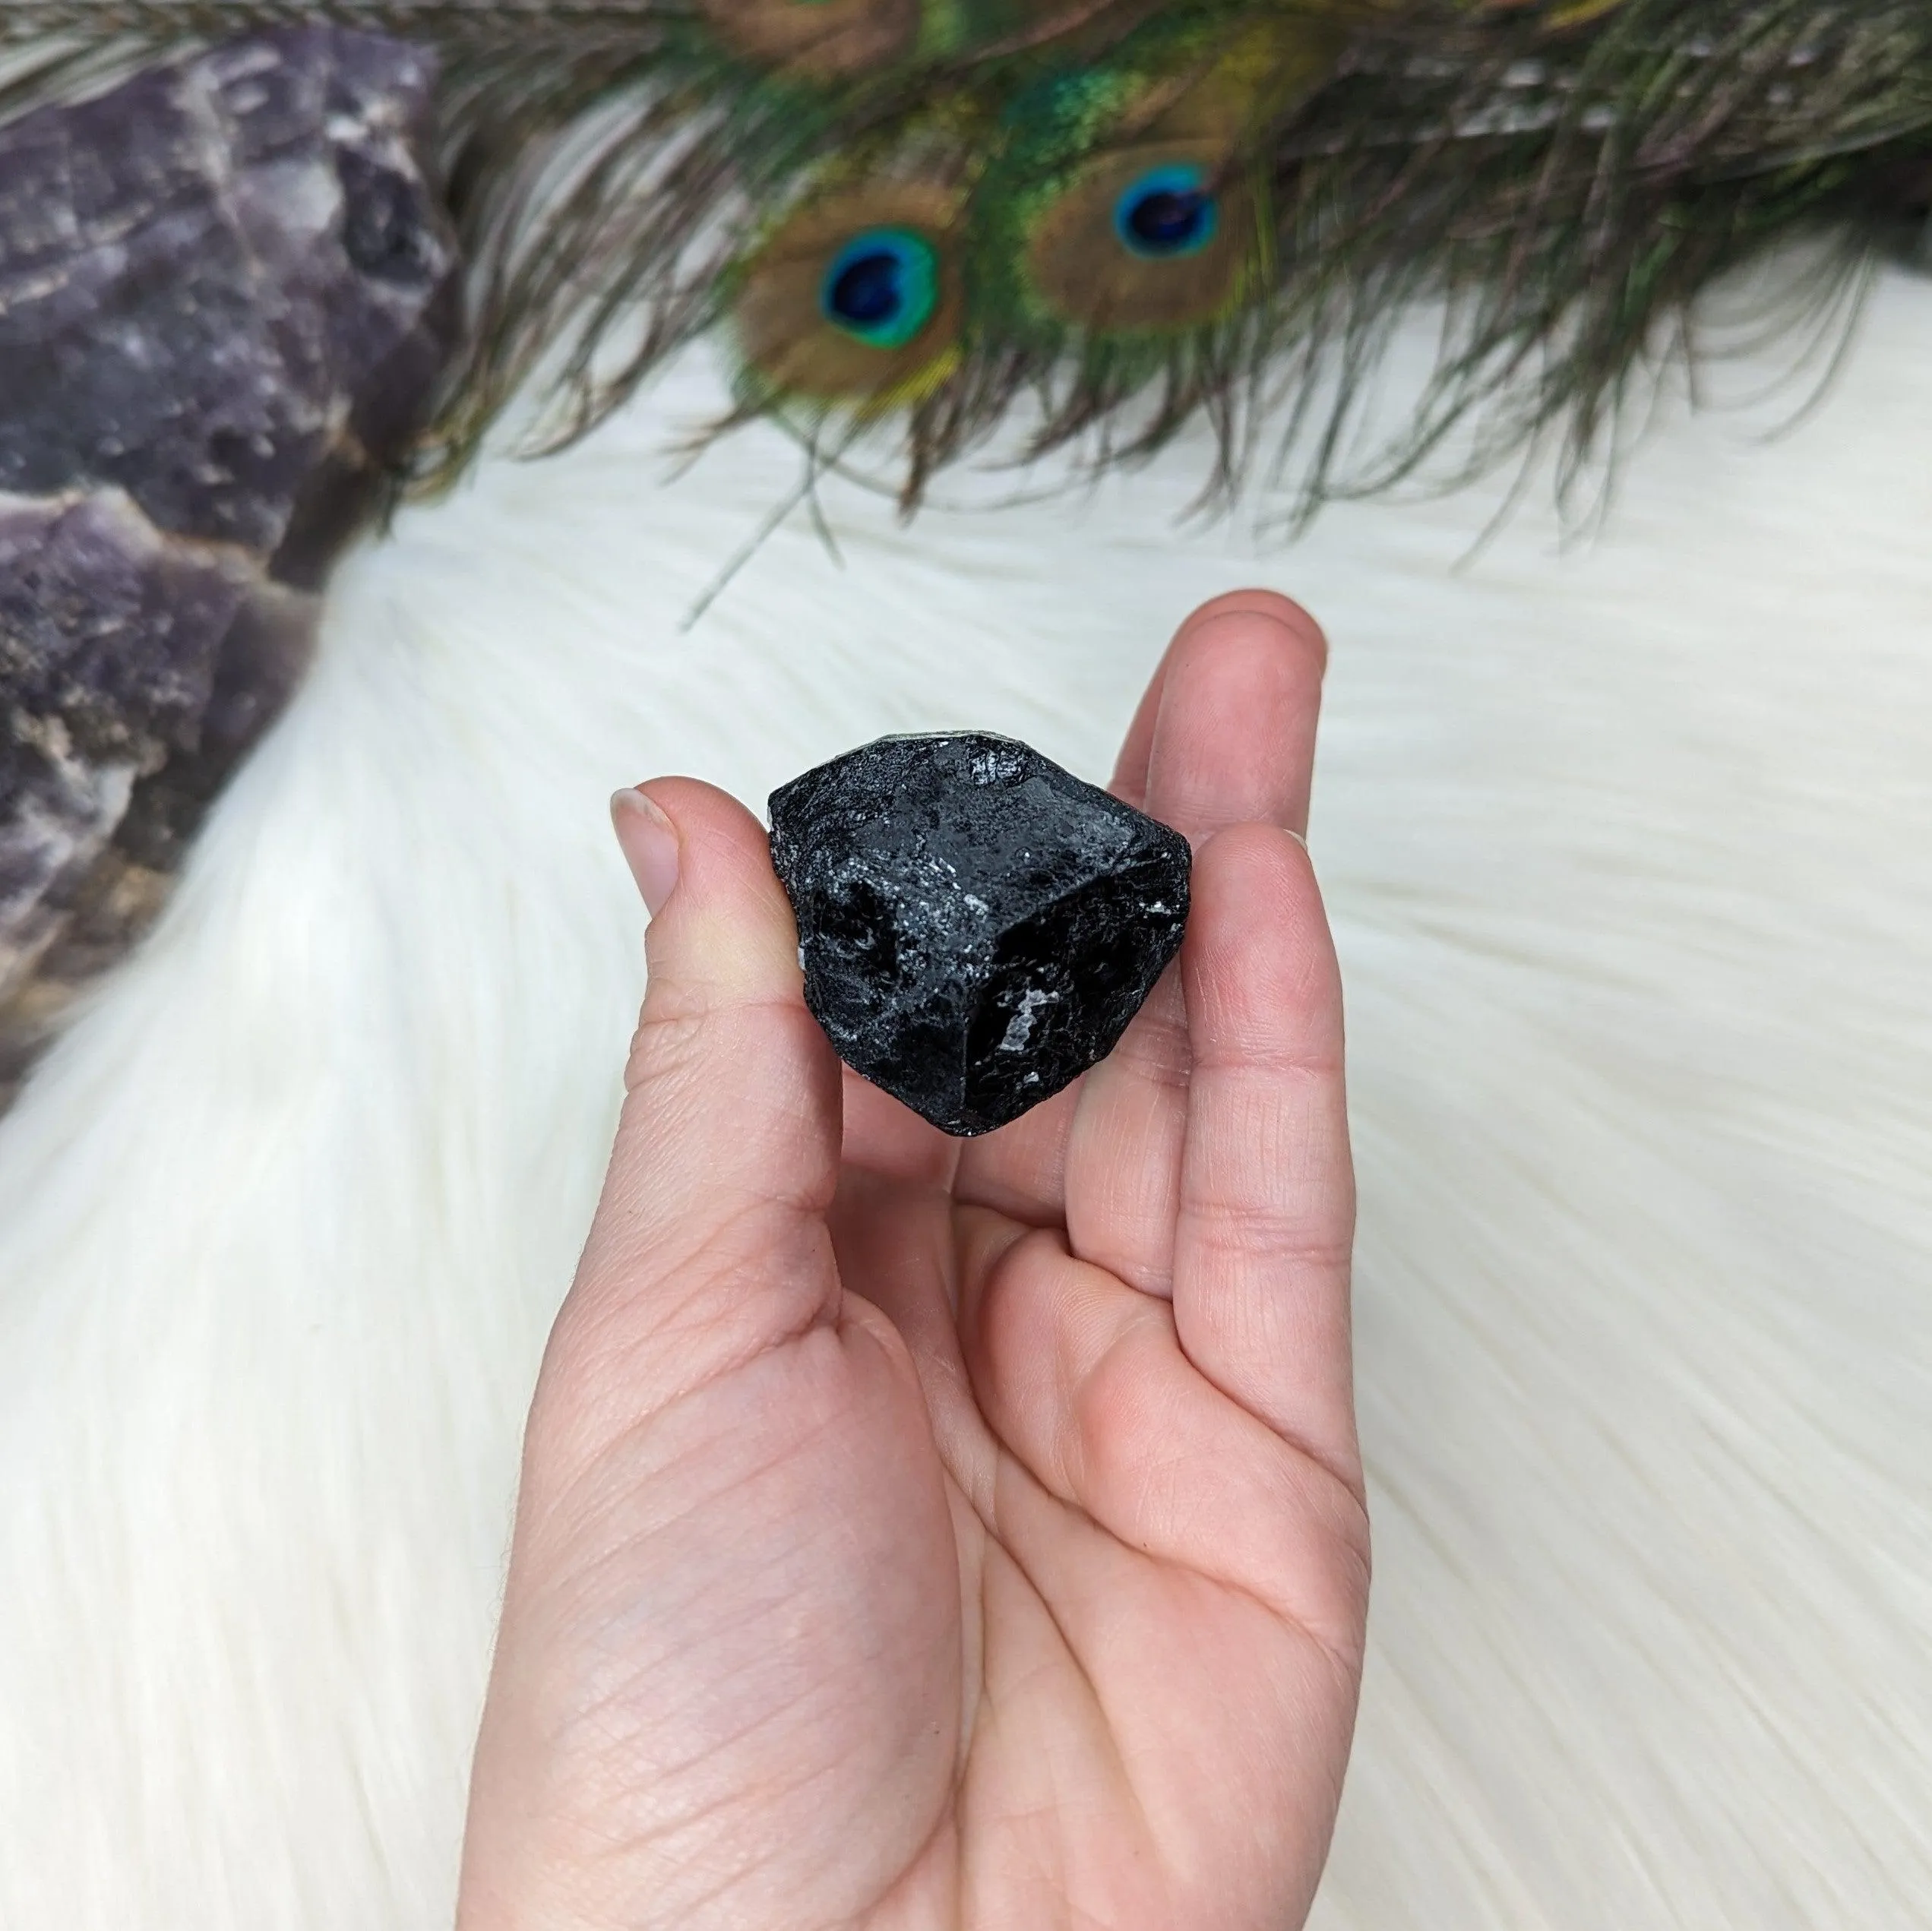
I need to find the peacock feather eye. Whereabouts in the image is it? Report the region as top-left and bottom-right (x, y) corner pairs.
(735, 182), (963, 406)
(1004, 143), (1260, 333)
(820, 229), (940, 348)
(968, 20), (1334, 342)
(1113, 164), (1218, 260)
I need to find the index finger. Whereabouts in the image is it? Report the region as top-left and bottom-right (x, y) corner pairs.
(1172, 822), (1360, 1496)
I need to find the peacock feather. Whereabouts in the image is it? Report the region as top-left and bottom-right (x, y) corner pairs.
(5, 0), (1931, 520)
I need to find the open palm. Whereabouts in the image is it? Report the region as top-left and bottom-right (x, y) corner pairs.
(459, 593), (1368, 1931)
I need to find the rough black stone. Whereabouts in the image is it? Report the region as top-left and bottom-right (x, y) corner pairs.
(769, 733), (1191, 1136)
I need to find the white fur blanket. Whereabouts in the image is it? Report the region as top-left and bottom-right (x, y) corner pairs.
(2, 270), (1930, 1929)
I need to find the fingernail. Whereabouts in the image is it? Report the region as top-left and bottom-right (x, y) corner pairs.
(611, 788), (680, 915)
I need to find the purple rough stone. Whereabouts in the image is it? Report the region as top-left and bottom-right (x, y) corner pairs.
(0, 27), (459, 1105)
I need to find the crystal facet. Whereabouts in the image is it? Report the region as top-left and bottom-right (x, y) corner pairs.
(769, 732), (1191, 1135)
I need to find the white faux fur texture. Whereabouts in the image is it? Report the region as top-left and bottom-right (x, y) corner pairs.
(2, 268), (1930, 1931)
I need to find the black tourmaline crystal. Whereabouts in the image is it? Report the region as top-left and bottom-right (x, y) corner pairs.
(769, 733), (1191, 1136)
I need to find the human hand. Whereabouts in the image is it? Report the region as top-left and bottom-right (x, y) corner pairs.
(457, 592), (1368, 1931)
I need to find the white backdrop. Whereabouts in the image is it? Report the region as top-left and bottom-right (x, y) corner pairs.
(2, 269), (1929, 1929)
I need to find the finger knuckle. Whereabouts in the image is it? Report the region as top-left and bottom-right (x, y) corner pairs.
(623, 1006), (709, 1092)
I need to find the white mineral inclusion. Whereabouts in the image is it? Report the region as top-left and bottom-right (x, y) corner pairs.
(970, 743), (1027, 785)
(998, 985), (1059, 1053)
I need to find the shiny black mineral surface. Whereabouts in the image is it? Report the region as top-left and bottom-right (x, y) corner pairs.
(769, 733), (1191, 1136)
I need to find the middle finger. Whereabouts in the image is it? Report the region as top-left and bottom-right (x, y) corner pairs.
(1061, 593), (1327, 1294)
(953, 592), (1325, 1246)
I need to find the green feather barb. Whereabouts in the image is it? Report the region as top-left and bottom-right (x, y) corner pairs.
(5, 0), (1930, 521)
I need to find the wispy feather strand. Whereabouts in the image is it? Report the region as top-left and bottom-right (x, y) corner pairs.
(4, 0), (1930, 523)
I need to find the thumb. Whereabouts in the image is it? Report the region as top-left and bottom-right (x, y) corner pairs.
(550, 777), (846, 1431)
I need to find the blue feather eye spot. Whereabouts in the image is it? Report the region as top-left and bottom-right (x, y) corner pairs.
(1114, 165), (1218, 260)
(821, 229), (939, 349)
